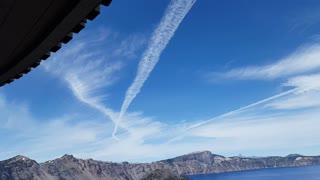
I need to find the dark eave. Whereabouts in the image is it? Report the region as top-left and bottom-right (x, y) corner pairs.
(0, 0), (112, 86)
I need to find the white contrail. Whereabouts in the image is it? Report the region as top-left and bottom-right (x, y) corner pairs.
(186, 88), (298, 131)
(168, 88), (298, 143)
(112, 0), (197, 137)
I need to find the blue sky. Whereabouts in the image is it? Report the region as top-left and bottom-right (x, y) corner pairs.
(1, 0), (320, 162)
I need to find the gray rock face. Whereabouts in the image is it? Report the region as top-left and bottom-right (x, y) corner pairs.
(1, 151), (320, 180)
(140, 169), (188, 180)
(0, 155), (52, 180)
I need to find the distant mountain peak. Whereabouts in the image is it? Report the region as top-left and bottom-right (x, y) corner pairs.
(61, 154), (75, 159)
(162, 150), (217, 165)
(11, 155), (31, 161)
(286, 154), (303, 157)
(187, 150), (211, 155)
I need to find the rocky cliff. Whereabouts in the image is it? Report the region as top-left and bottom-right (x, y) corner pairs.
(1, 151), (320, 180)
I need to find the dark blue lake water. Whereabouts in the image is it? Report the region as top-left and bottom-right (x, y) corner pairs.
(189, 165), (320, 180)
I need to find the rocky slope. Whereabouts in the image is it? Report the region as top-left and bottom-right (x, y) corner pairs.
(1, 151), (320, 180)
(140, 169), (188, 180)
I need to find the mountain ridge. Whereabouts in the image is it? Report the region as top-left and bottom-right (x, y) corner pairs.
(1, 151), (320, 180)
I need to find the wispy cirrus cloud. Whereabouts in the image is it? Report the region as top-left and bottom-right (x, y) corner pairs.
(194, 41), (320, 135)
(266, 91), (320, 110)
(179, 42), (320, 148)
(189, 72), (320, 131)
(266, 73), (320, 110)
(0, 93), (212, 162)
(174, 72), (320, 156)
(215, 44), (320, 80)
(186, 110), (320, 155)
(43, 28), (147, 132)
(284, 73), (320, 92)
(0, 93), (108, 161)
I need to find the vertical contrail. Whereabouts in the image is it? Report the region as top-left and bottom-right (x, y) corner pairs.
(112, 0), (197, 137)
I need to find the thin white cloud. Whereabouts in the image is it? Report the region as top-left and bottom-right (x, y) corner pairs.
(0, 93), (196, 162)
(266, 91), (320, 110)
(266, 73), (320, 109)
(187, 110), (320, 155)
(43, 29), (146, 133)
(173, 72), (320, 142)
(284, 73), (320, 92)
(189, 74), (320, 126)
(0, 94), (35, 131)
(0, 93), (107, 161)
(65, 71), (119, 122)
(172, 74), (320, 154)
(219, 44), (320, 80)
(114, 0), (197, 137)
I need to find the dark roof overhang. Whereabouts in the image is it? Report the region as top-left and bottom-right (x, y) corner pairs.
(0, 0), (112, 86)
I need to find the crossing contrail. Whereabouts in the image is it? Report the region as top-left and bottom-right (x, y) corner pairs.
(168, 88), (298, 143)
(112, 0), (197, 137)
(185, 88), (298, 131)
